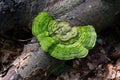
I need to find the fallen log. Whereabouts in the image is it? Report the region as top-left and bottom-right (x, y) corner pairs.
(0, 0), (119, 34)
(0, 38), (62, 80)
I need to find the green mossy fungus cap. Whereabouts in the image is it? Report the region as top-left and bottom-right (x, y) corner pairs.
(32, 12), (97, 60)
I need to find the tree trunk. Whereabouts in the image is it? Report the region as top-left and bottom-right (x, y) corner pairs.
(0, 0), (120, 80)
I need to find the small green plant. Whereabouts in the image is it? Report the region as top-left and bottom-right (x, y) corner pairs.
(32, 12), (97, 60)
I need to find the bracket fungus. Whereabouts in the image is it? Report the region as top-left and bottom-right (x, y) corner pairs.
(32, 12), (97, 60)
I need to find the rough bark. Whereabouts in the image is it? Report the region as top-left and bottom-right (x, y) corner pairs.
(0, 0), (120, 80)
(0, 0), (119, 34)
(0, 38), (62, 80)
(45, 0), (118, 32)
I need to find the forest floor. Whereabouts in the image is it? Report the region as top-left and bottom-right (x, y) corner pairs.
(0, 24), (120, 80)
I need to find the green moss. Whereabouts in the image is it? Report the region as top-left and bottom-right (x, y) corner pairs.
(51, 42), (88, 60)
(32, 12), (52, 36)
(32, 12), (97, 60)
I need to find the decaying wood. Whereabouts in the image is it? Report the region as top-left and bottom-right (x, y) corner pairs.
(45, 0), (118, 32)
(0, 38), (62, 80)
(0, 0), (120, 79)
